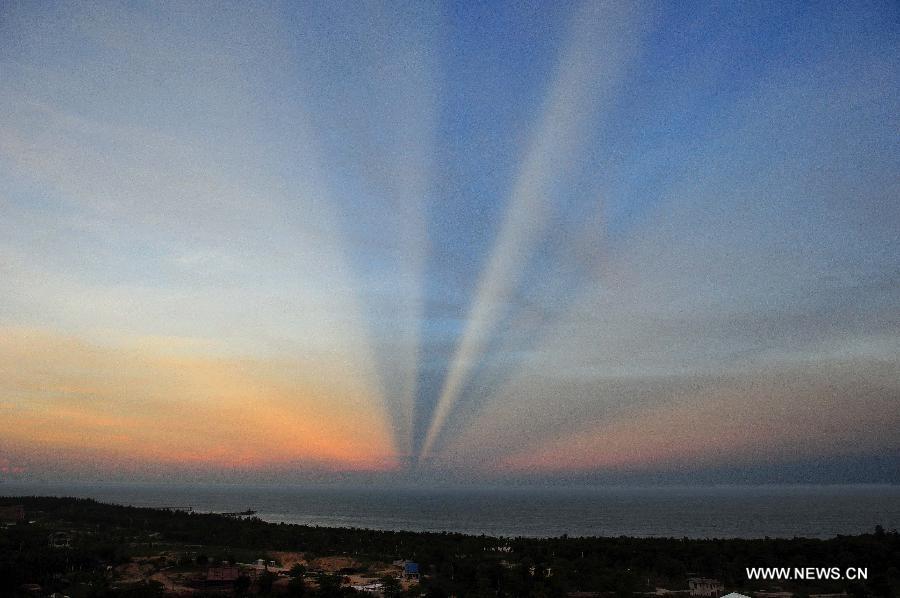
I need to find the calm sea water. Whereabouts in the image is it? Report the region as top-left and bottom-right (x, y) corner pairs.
(3, 482), (898, 539)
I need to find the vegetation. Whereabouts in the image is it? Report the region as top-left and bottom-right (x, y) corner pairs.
(0, 496), (897, 597)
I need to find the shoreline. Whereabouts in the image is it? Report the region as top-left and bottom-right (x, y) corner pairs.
(2, 495), (897, 597)
(4, 482), (899, 540)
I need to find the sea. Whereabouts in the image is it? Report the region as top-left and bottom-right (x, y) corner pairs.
(2, 482), (899, 539)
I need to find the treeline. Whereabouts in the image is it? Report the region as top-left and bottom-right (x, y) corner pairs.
(0, 496), (897, 597)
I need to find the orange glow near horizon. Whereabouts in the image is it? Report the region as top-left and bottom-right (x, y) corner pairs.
(0, 328), (398, 476)
(498, 368), (900, 475)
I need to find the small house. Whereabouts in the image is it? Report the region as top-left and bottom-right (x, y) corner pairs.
(206, 566), (241, 585)
(48, 531), (71, 549)
(403, 561), (419, 580)
(0, 505), (25, 523)
(689, 578), (724, 598)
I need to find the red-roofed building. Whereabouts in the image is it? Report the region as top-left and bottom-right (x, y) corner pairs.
(206, 566), (241, 584)
(0, 505), (25, 523)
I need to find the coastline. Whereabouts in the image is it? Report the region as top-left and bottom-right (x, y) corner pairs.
(2, 495), (897, 597)
(3, 482), (899, 540)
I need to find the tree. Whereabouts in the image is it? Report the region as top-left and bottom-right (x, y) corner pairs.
(288, 575), (308, 597)
(258, 570), (277, 594)
(316, 572), (343, 598)
(116, 581), (166, 598)
(381, 574), (402, 598)
(234, 574), (251, 596)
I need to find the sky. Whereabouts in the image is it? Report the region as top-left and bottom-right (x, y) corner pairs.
(1, 1), (898, 485)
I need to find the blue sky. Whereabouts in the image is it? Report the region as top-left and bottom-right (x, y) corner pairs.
(0, 1), (898, 483)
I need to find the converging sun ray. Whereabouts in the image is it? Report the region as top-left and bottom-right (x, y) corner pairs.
(420, 1), (646, 460)
(437, 29), (900, 472)
(1, 0), (897, 488)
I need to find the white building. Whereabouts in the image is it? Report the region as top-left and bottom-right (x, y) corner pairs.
(689, 578), (724, 598)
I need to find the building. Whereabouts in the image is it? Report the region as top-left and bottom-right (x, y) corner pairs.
(403, 561), (420, 580)
(0, 504), (25, 523)
(48, 531), (71, 549)
(689, 578), (724, 598)
(351, 582), (384, 594)
(206, 566), (241, 584)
